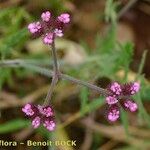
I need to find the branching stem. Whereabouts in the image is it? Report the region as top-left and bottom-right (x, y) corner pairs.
(44, 75), (58, 106)
(0, 59), (109, 96)
(60, 73), (108, 96)
(0, 59), (130, 99)
(0, 1), (140, 104)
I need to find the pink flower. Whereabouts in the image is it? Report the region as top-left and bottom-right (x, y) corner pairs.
(110, 82), (122, 95)
(41, 11), (51, 22)
(106, 96), (118, 105)
(22, 104), (34, 116)
(58, 13), (70, 23)
(28, 22), (41, 34)
(28, 11), (70, 43)
(124, 100), (138, 112)
(130, 82), (140, 95)
(22, 104), (55, 131)
(38, 105), (53, 117)
(43, 120), (56, 131)
(108, 107), (120, 122)
(43, 33), (53, 45)
(32, 116), (41, 128)
(54, 29), (63, 37)
(105, 81), (140, 122)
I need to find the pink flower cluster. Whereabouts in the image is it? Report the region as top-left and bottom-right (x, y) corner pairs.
(22, 104), (55, 131)
(106, 82), (140, 122)
(28, 11), (70, 45)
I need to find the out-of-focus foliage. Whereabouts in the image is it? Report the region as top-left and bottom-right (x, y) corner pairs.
(0, 0), (150, 149)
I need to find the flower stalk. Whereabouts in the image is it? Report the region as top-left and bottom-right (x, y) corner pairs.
(43, 40), (60, 106)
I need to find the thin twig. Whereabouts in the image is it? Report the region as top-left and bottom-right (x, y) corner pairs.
(117, 0), (138, 20)
(60, 73), (108, 96)
(0, 59), (20, 67)
(43, 40), (60, 105)
(51, 40), (59, 76)
(0, 60), (109, 96)
(44, 76), (58, 106)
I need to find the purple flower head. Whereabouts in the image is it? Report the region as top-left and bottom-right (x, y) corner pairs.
(43, 120), (56, 131)
(130, 82), (140, 95)
(28, 11), (70, 45)
(28, 22), (42, 34)
(109, 82), (122, 95)
(106, 96), (118, 105)
(122, 82), (140, 95)
(22, 103), (34, 116)
(43, 33), (54, 45)
(124, 100), (138, 112)
(41, 11), (51, 22)
(38, 105), (53, 117)
(54, 29), (63, 37)
(105, 81), (140, 122)
(22, 104), (55, 131)
(57, 13), (70, 24)
(32, 116), (41, 128)
(107, 106), (120, 122)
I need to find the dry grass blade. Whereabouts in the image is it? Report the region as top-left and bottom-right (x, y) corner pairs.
(98, 140), (118, 150)
(0, 85), (50, 109)
(81, 118), (150, 148)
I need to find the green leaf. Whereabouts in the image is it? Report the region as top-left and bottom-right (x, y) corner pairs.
(135, 51), (150, 126)
(81, 97), (105, 116)
(80, 87), (89, 114)
(96, 25), (116, 54)
(117, 42), (134, 81)
(136, 50), (147, 80)
(105, 0), (117, 24)
(0, 119), (30, 134)
(118, 42), (133, 67)
(37, 126), (51, 138)
(140, 84), (150, 101)
(0, 28), (28, 57)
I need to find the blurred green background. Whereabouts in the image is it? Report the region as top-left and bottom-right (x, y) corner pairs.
(0, 0), (150, 150)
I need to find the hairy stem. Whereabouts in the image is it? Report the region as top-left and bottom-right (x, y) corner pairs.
(43, 40), (60, 105)
(51, 41), (59, 76)
(60, 73), (108, 96)
(43, 75), (58, 106)
(0, 60), (109, 97)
